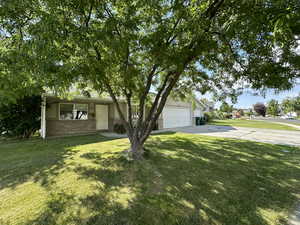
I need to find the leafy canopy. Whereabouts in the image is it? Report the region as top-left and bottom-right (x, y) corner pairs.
(1, 0), (299, 100)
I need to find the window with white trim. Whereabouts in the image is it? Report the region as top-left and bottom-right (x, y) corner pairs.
(59, 103), (88, 120)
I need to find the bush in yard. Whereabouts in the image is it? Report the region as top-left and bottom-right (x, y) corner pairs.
(225, 113), (232, 119)
(214, 111), (224, 120)
(245, 109), (254, 118)
(113, 123), (126, 134)
(0, 96), (41, 138)
(204, 112), (214, 122)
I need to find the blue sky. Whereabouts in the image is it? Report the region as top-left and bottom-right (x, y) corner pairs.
(200, 84), (300, 109)
(232, 85), (300, 109)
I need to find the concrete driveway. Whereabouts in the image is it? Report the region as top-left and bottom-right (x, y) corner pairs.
(172, 125), (300, 146)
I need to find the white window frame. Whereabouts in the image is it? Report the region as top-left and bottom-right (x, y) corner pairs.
(59, 103), (89, 120)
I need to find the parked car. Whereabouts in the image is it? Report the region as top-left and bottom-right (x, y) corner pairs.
(281, 115), (296, 120)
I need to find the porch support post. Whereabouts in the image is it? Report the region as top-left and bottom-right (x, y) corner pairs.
(41, 95), (46, 139)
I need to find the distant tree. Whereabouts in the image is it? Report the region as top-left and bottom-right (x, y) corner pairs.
(281, 98), (295, 114)
(0, 96), (41, 138)
(254, 103), (266, 117)
(281, 95), (300, 116)
(267, 99), (280, 116)
(245, 109), (254, 118)
(219, 102), (233, 113)
(295, 95), (300, 116)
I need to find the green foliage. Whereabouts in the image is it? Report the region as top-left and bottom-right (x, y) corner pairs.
(213, 110), (231, 120)
(0, 0), (299, 101)
(0, 96), (41, 138)
(245, 110), (254, 117)
(219, 102), (233, 113)
(267, 99), (280, 116)
(204, 112), (214, 122)
(281, 95), (300, 115)
(214, 111), (224, 120)
(281, 98), (294, 114)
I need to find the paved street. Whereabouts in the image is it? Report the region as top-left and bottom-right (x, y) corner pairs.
(172, 125), (300, 146)
(259, 118), (300, 124)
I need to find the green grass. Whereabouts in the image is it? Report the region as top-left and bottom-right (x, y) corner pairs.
(209, 119), (300, 131)
(0, 133), (300, 225)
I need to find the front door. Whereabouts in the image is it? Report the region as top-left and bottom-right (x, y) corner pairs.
(95, 104), (108, 130)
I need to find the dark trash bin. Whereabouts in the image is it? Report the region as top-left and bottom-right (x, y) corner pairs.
(195, 117), (201, 126)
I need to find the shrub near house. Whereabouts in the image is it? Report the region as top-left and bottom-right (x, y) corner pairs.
(0, 96), (41, 138)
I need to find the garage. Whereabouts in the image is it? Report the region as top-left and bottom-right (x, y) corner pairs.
(162, 106), (191, 128)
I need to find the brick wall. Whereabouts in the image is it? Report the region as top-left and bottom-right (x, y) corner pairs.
(46, 120), (96, 136)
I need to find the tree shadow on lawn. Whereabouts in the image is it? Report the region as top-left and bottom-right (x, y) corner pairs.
(0, 134), (115, 190)
(26, 134), (300, 225)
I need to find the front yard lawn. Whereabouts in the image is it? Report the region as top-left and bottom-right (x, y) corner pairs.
(0, 133), (300, 225)
(209, 119), (300, 131)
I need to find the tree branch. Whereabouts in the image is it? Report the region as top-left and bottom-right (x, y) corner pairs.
(102, 78), (132, 136)
(205, 0), (225, 20)
(134, 64), (158, 138)
(124, 89), (134, 131)
(166, 18), (182, 45)
(85, 1), (94, 28)
(104, 5), (122, 37)
(140, 51), (197, 144)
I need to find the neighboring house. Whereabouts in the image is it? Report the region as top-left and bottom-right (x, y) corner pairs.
(241, 108), (252, 114)
(41, 95), (207, 138)
(232, 110), (239, 119)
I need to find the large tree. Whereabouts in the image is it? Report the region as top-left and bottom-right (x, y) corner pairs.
(1, 0), (300, 159)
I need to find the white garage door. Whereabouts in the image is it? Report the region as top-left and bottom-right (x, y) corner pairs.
(163, 106), (191, 128)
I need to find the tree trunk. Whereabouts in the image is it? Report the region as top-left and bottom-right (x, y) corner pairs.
(128, 134), (145, 160)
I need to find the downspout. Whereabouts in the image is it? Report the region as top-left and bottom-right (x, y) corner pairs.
(41, 95), (46, 139)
